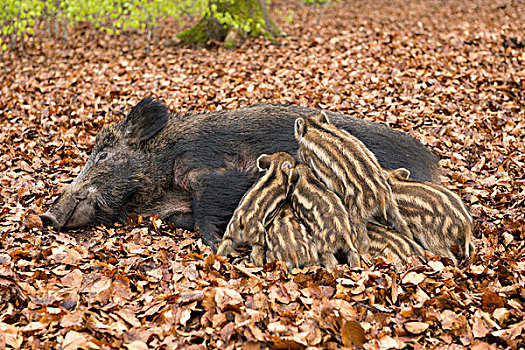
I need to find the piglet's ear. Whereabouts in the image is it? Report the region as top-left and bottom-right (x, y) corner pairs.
(393, 168), (411, 180)
(295, 118), (306, 138)
(281, 161), (293, 177)
(313, 111), (330, 124)
(124, 97), (169, 142)
(257, 154), (271, 171)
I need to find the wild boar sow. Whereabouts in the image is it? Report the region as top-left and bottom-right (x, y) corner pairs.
(41, 98), (440, 248)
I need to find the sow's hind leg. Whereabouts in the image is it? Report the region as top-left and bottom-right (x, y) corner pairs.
(190, 169), (259, 250)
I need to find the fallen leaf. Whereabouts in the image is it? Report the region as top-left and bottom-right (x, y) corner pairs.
(482, 291), (506, 312)
(404, 321), (429, 334)
(341, 320), (366, 347)
(401, 271), (425, 285)
(124, 341), (149, 350)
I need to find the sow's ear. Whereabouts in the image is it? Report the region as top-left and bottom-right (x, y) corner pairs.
(313, 111), (330, 124)
(393, 168), (411, 180)
(124, 97), (169, 142)
(257, 154), (271, 171)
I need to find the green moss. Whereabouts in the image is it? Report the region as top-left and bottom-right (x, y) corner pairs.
(176, 0), (280, 46)
(176, 17), (210, 44)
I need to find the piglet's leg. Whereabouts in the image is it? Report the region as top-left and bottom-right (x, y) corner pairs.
(320, 253), (338, 267)
(250, 244), (265, 266)
(346, 249), (361, 268)
(466, 241), (475, 259)
(266, 250), (276, 264)
(216, 239), (234, 256)
(356, 221), (372, 252)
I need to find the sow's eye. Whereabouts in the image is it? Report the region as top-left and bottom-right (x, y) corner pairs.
(96, 152), (108, 163)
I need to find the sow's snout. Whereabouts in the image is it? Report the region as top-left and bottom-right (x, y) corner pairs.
(40, 97), (172, 232)
(40, 187), (98, 231)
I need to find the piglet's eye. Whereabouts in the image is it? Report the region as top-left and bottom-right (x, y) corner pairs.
(239, 217), (245, 230)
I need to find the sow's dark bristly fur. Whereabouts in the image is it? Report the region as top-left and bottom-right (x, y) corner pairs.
(366, 221), (427, 272)
(287, 163), (360, 267)
(294, 112), (412, 251)
(385, 168), (474, 265)
(216, 152), (295, 265)
(41, 98), (441, 249)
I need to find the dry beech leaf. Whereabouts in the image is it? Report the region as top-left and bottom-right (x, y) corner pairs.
(427, 260), (444, 273)
(472, 316), (490, 339)
(493, 308), (509, 324)
(378, 335), (404, 349)
(404, 321), (429, 335)
(0, 323), (23, 348)
(61, 331), (98, 350)
(61, 269), (84, 289)
(124, 340), (149, 350)
(401, 271), (425, 285)
(23, 212), (43, 230)
(341, 320), (366, 347)
(482, 292), (506, 312)
(22, 322), (47, 333)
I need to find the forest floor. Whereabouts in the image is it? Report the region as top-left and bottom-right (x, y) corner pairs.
(1, 0), (524, 348)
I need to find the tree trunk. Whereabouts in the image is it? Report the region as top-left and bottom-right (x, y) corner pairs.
(176, 0), (280, 47)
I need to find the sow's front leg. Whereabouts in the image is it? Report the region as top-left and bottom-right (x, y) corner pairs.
(165, 213), (195, 231)
(190, 169), (259, 250)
